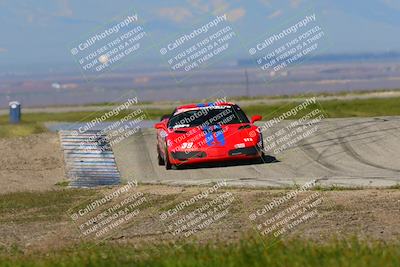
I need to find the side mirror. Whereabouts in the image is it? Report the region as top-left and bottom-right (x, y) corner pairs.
(160, 114), (170, 121)
(154, 122), (165, 129)
(251, 115), (262, 124)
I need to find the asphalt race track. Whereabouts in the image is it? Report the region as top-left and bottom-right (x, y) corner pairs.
(113, 117), (400, 188)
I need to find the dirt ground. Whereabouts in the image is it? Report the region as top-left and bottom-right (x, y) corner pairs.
(0, 184), (398, 253)
(0, 133), (398, 253)
(0, 133), (66, 194)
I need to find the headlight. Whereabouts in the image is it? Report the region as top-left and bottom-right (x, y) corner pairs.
(167, 139), (173, 146)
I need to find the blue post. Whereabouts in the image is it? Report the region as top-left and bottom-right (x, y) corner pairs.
(9, 101), (21, 124)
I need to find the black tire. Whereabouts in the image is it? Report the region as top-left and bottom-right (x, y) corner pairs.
(157, 148), (165, 166)
(165, 148), (172, 170)
(254, 149), (265, 164)
(257, 154), (265, 164)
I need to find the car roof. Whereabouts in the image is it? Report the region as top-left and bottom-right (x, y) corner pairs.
(174, 102), (235, 115)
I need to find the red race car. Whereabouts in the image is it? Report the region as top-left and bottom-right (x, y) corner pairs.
(154, 102), (264, 169)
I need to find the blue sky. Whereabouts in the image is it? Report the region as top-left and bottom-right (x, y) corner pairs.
(0, 0), (399, 69)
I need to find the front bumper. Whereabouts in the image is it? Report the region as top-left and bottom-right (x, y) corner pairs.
(169, 146), (262, 165)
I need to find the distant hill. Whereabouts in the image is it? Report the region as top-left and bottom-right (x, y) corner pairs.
(238, 52), (400, 66)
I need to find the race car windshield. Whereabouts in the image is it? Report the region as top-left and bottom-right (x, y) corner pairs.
(168, 106), (249, 128)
